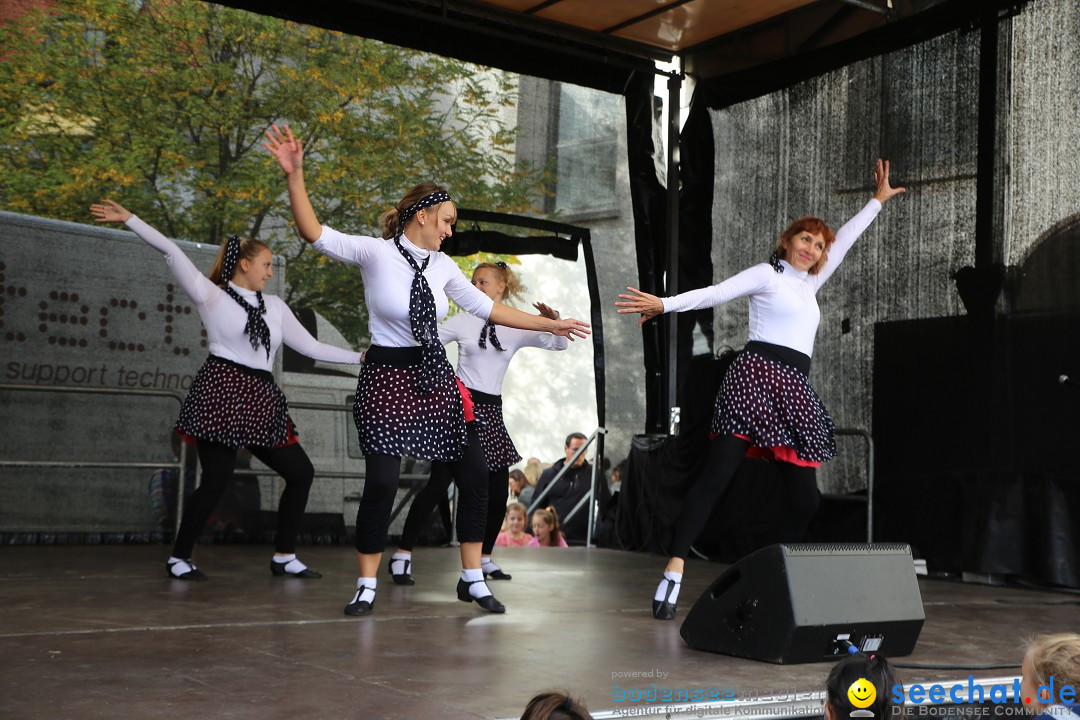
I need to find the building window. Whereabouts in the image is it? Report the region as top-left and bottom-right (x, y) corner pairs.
(553, 83), (620, 220)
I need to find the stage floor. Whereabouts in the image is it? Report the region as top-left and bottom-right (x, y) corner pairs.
(0, 544), (1074, 720)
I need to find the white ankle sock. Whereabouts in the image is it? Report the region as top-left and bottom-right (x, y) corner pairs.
(279, 558), (308, 574)
(654, 571), (682, 604)
(273, 553), (296, 564)
(168, 557), (195, 577)
(461, 568), (491, 598)
(354, 577), (377, 604)
(481, 558), (501, 574)
(390, 552), (411, 576)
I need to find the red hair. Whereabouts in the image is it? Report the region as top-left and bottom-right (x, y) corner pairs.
(774, 216), (836, 275)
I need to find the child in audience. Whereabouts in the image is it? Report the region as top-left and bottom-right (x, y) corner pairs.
(824, 654), (899, 720)
(528, 506), (568, 547)
(496, 502), (531, 547)
(1021, 633), (1080, 720)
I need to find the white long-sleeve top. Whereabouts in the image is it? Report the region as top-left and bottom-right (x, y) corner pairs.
(662, 199), (882, 357)
(125, 215), (361, 371)
(312, 226), (494, 347)
(438, 312), (568, 395)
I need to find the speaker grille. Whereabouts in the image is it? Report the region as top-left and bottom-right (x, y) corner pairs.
(781, 542), (912, 555)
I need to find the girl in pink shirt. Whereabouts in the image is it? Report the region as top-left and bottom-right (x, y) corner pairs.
(495, 502), (531, 547)
(528, 506), (568, 548)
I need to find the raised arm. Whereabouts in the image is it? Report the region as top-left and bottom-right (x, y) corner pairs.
(90, 200), (216, 305)
(278, 303), (362, 365)
(813, 158), (906, 289)
(263, 123), (322, 243)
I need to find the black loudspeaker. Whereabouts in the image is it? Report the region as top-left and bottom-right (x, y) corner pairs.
(680, 543), (925, 664)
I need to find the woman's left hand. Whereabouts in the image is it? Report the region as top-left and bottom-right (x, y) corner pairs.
(533, 301), (560, 320)
(873, 158), (906, 204)
(550, 317), (590, 341)
(615, 287), (664, 327)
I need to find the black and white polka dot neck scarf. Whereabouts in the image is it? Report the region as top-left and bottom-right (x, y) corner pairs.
(478, 322), (505, 352)
(220, 235), (271, 359)
(394, 238), (451, 394)
(393, 191), (455, 393)
(769, 250), (785, 274)
(224, 285), (271, 360)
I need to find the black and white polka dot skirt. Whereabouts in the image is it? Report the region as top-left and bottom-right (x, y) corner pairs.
(468, 389), (522, 470)
(175, 355), (294, 448)
(353, 345), (468, 462)
(712, 341), (836, 465)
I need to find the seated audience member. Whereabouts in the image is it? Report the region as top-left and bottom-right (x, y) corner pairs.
(496, 502), (532, 547)
(1021, 633), (1080, 720)
(825, 654), (899, 720)
(508, 469), (528, 504)
(609, 458), (627, 495)
(520, 691), (594, 720)
(520, 457), (543, 507)
(532, 433), (610, 544)
(528, 506), (568, 548)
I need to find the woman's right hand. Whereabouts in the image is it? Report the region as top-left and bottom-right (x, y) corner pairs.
(615, 286), (664, 327)
(550, 317), (591, 341)
(263, 123), (303, 175)
(89, 200), (132, 224)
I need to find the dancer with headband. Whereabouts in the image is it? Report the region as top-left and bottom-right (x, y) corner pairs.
(90, 200), (362, 582)
(388, 261), (568, 586)
(264, 124), (590, 616)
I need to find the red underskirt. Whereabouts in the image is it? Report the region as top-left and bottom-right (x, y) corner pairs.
(732, 433), (822, 468)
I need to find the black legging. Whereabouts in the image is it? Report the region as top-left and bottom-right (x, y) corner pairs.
(355, 422), (488, 554)
(398, 463), (509, 556)
(669, 434), (821, 559)
(172, 439), (314, 558)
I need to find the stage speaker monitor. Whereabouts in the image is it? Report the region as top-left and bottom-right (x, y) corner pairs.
(680, 543), (924, 664)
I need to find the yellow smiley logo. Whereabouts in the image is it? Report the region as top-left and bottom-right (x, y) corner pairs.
(848, 678), (877, 709)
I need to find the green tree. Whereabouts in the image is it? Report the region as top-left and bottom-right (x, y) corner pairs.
(0, 0), (544, 344)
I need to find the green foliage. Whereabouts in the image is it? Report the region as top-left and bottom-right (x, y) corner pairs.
(0, 0), (547, 345)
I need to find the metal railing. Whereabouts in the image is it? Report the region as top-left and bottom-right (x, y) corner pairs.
(526, 426), (607, 547)
(0, 389), (430, 541)
(834, 427), (875, 543)
(0, 383), (189, 537)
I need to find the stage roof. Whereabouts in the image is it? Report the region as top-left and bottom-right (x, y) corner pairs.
(211, 0), (1022, 106)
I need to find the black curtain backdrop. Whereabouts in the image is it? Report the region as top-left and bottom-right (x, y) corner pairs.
(625, 76), (716, 433)
(625, 72), (667, 434)
(874, 314), (1080, 588)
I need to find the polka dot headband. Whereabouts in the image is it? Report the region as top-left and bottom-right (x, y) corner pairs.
(397, 191), (452, 238)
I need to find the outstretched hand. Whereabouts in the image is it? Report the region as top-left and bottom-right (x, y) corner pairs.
(551, 317), (590, 341)
(615, 286), (664, 327)
(533, 301), (560, 320)
(873, 158), (906, 204)
(263, 123), (303, 175)
(89, 199), (132, 224)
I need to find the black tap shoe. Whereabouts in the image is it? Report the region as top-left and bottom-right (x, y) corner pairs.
(652, 578), (679, 620)
(166, 559), (208, 581)
(388, 557), (415, 585)
(345, 586), (375, 616)
(270, 559), (322, 578)
(456, 578), (506, 614)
